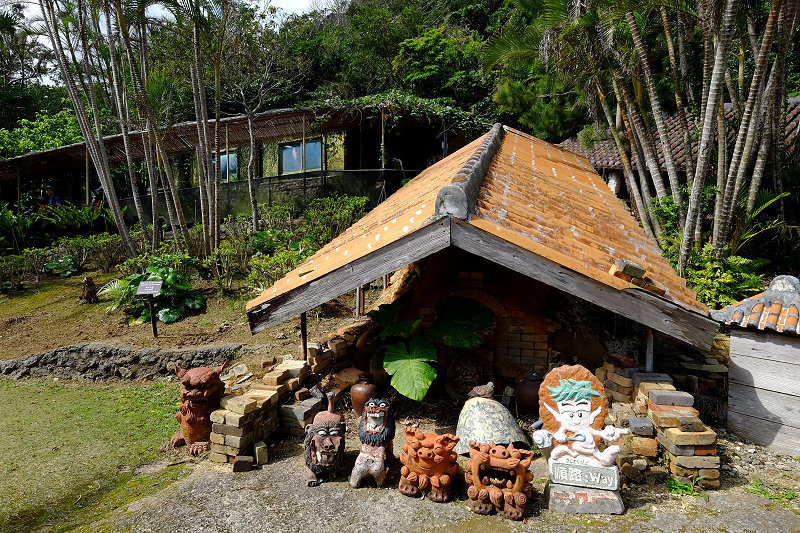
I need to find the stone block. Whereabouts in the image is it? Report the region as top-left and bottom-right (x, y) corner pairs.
(647, 401), (699, 416)
(608, 389), (633, 403)
(260, 354), (276, 368)
(668, 461), (698, 477)
(263, 369), (289, 385)
(260, 383), (287, 395)
(668, 452), (720, 469)
(232, 455), (254, 472)
(276, 360), (310, 378)
(695, 444), (717, 456)
(609, 264), (632, 282)
(210, 432), (225, 445)
(280, 398), (322, 421)
(629, 417), (654, 436)
(615, 258), (646, 278)
(295, 388), (310, 401)
(212, 422), (252, 437)
(603, 361), (616, 372)
(678, 416), (705, 432)
(209, 452), (229, 463)
(225, 433), (254, 448)
(630, 276), (646, 287)
(327, 338), (347, 353)
(697, 478), (720, 490)
(281, 425), (306, 438)
(232, 363), (249, 377)
(210, 443), (241, 456)
(254, 441), (269, 465)
(649, 390), (694, 407)
(631, 437), (658, 457)
(633, 371), (674, 387)
(657, 430), (694, 456)
(210, 409), (229, 424)
(285, 377), (301, 391)
(699, 468), (720, 479)
(665, 427), (716, 446)
(595, 367), (608, 382)
(607, 372), (634, 388)
(621, 463), (643, 483)
(549, 458), (620, 490)
(610, 403), (635, 427)
(311, 358), (332, 373)
(632, 459), (648, 471)
(220, 395), (258, 415)
(649, 409), (698, 428)
(547, 482), (624, 514)
(643, 277), (666, 296)
(243, 389), (278, 409)
(225, 410), (256, 427)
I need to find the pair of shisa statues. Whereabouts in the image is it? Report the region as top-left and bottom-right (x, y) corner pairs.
(172, 363), (627, 520)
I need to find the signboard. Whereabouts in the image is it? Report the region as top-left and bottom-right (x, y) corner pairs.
(137, 281), (163, 295)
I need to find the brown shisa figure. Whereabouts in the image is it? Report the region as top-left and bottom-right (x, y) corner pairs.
(464, 441), (535, 520)
(399, 427), (459, 502)
(304, 392), (346, 486)
(171, 362), (228, 455)
(349, 398), (395, 488)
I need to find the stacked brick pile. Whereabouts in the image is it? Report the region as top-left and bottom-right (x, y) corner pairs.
(609, 258), (666, 296)
(596, 354), (638, 404)
(305, 337), (352, 373)
(607, 393), (668, 485)
(209, 390), (279, 465)
(259, 360), (310, 396)
(279, 396), (324, 437)
(647, 389), (720, 489)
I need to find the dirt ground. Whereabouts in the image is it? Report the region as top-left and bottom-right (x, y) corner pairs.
(0, 270), (376, 362)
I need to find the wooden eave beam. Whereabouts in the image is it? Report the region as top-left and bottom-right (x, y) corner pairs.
(246, 219), (451, 334)
(449, 218), (718, 351)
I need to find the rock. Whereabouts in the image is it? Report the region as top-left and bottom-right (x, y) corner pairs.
(232, 455), (254, 472)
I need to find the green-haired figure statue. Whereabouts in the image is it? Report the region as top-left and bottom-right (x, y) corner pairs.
(543, 378), (628, 467)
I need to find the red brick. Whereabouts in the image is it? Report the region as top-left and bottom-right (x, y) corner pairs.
(664, 427), (716, 446)
(698, 468), (720, 479)
(695, 444), (717, 456)
(631, 437), (658, 457)
(535, 342), (548, 350)
(535, 350), (548, 358)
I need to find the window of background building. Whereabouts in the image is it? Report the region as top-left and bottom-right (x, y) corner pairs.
(280, 139), (321, 174)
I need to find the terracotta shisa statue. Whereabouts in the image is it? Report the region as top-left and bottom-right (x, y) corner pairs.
(304, 393), (346, 486)
(171, 362), (228, 455)
(399, 427), (459, 502)
(349, 398), (395, 488)
(464, 441), (535, 520)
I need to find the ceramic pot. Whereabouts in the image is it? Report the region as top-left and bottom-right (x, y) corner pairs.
(515, 371), (543, 415)
(351, 373), (382, 416)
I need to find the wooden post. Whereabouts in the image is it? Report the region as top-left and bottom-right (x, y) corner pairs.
(381, 108), (386, 169)
(645, 327), (654, 372)
(86, 147), (90, 206)
(300, 312), (308, 361)
(16, 165), (20, 214)
(383, 273), (391, 290)
(355, 285), (365, 316)
(149, 295), (158, 338)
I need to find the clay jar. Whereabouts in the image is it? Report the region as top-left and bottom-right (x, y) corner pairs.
(515, 371), (543, 415)
(351, 373), (382, 417)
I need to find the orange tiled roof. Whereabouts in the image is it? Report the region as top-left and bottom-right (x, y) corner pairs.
(711, 275), (800, 335)
(247, 124), (712, 343)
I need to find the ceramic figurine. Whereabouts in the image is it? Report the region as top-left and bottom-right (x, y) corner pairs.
(304, 393), (346, 486)
(464, 441), (534, 520)
(536, 365), (628, 466)
(171, 362), (228, 455)
(399, 427), (459, 502)
(349, 398), (395, 488)
(454, 396), (529, 455)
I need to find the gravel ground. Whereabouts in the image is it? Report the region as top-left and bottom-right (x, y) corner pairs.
(72, 422), (800, 533)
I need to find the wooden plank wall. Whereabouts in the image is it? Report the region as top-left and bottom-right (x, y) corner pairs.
(728, 329), (800, 455)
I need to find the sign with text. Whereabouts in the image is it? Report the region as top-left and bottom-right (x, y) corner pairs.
(136, 280), (163, 295)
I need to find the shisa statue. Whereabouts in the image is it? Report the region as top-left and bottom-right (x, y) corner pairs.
(535, 364), (628, 514)
(171, 362), (228, 455)
(464, 441), (534, 520)
(304, 392), (346, 486)
(399, 427), (459, 502)
(349, 398), (395, 488)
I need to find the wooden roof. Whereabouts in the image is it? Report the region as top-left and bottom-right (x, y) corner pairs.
(247, 124), (718, 350)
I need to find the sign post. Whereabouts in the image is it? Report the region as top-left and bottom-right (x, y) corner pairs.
(137, 280), (163, 338)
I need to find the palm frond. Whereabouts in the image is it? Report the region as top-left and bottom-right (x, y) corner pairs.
(481, 24), (541, 73)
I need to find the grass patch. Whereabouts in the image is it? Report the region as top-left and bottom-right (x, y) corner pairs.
(0, 380), (179, 532)
(746, 479), (798, 507)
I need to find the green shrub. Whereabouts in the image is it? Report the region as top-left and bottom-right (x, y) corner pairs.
(257, 203), (295, 232)
(21, 247), (51, 281)
(0, 254), (24, 291)
(296, 194), (368, 249)
(247, 247), (306, 292)
(45, 254), (78, 277)
(99, 264), (206, 324)
(89, 233), (127, 272)
(686, 244), (768, 309)
(118, 245), (195, 278)
(0, 207), (43, 254)
(55, 236), (92, 270)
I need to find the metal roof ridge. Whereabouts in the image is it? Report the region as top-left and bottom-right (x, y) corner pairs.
(433, 123), (504, 221)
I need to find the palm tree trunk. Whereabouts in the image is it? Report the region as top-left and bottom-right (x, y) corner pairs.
(246, 112), (260, 233)
(613, 71), (669, 203)
(190, 64), (211, 255)
(712, 102), (728, 250)
(627, 11), (684, 227)
(104, 1), (148, 247)
(678, 0), (740, 271)
(193, 21), (214, 253)
(661, 7), (695, 185)
(141, 132), (161, 249)
(214, 64), (222, 249)
(713, 0), (782, 259)
(676, 12), (693, 104)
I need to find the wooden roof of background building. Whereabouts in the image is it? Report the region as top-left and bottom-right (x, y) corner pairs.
(247, 124), (718, 350)
(558, 98), (800, 172)
(711, 275), (800, 335)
